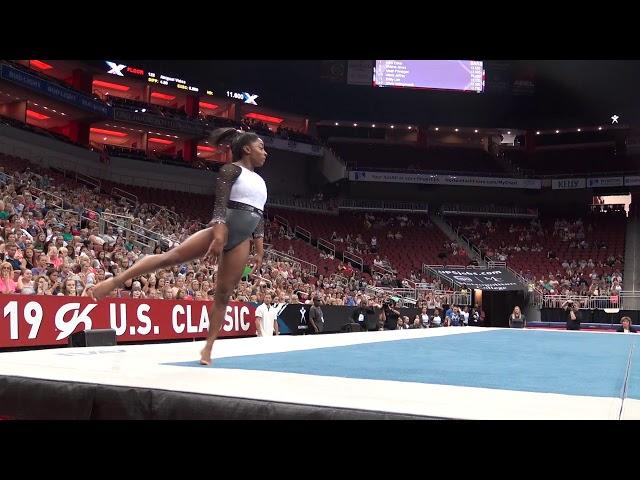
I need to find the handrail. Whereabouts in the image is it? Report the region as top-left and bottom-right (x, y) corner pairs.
(75, 171), (101, 191)
(343, 251), (364, 272)
(265, 250), (302, 271)
(333, 274), (350, 287)
(266, 249), (317, 274)
(273, 215), (289, 229)
(112, 186), (138, 206)
(541, 293), (625, 310)
(28, 185), (65, 209)
(130, 221), (177, 248)
(250, 274), (272, 288)
(372, 262), (395, 276)
(101, 217), (160, 249)
(317, 238), (335, 256)
(294, 225), (311, 243)
(150, 203), (179, 223)
(102, 212), (134, 221)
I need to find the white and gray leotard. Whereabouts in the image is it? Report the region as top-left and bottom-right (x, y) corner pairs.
(209, 163), (267, 251)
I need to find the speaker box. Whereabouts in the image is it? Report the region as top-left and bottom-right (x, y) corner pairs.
(341, 323), (363, 333)
(68, 329), (117, 347)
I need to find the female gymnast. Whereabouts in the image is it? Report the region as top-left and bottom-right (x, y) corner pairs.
(89, 128), (268, 365)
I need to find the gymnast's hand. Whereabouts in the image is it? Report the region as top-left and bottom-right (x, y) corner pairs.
(204, 224), (228, 262)
(249, 253), (263, 275)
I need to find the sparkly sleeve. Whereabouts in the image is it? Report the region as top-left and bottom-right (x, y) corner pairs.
(209, 163), (242, 225)
(253, 216), (265, 239)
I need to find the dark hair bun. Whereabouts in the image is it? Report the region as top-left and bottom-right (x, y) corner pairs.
(209, 127), (241, 146)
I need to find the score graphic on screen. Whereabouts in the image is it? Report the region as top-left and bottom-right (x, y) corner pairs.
(373, 60), (484, 93)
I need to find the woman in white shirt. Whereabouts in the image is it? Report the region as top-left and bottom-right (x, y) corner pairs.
(420, 306), (430, 328)
(431, 308), (442, 327)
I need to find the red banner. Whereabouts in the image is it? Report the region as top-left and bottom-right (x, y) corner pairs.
(0, 295), (256, 348)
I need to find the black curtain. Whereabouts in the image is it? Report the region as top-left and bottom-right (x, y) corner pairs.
(482, 290), (526, 327)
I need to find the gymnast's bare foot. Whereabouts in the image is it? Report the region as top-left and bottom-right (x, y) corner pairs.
(199, 348), (212, 366)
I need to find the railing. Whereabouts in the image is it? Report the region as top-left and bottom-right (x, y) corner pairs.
(415, 288), (472, 307)
(294, 225), (311, 243)
(542, 295), (599, 309)
(366, 284), (417, 307)
(415, 282), (438, 291)
(346, 154), (636, 180)
(541, 293), (635, 310)
(391, 288), (418, 300)
(265, 250), (301, 271)
(100, 217), (161, 250)
(365, 285), (387, 299)
(100, 212), (142, 240)
(529, 288), (544, 308)
(265, 248), (318, 274)
(371, 262), (396, 276)
(267, 197), (337, 214)
(425, 264), (488, 270)
(590, 203), (627, 215)
(431, 289), (471, 307)
(343, 251), (363, 272)
(50, 207), (100, 235)
(439, 214), (486, 264)
(487, 260), (506, 267)
(338, 198), (429, 213)
(395, 297), (418, 307)
(102, 211), (134, 229)
(112, 187), (138, 207)
(268, 197), (430, 214)
(49, 165), (67, 178)
(75, 171), (101, 191)
(441, 203), (538, 219)
(317, 238), (335, 257)
(403, 279), (417, 289)
(250, 274), (273, 288)
(449, 291), (472, 306)
(135, 223), (177, 248)
(347, 165), (511, 178)
(505, 264), (531, 287)
(28, 185), (65, 210)
(394, 287), (472, 307)
(363, 281), (474, 308)
(273, 215), (290, 230)
(150, 203), (179, 223)
(458, 233), (473, 252)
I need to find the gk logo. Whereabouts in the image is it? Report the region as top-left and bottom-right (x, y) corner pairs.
(55, 303), (97, 341)
(106, 61), (127, 76)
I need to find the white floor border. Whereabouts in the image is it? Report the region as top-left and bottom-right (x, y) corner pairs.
(0, 328), (627, 420)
